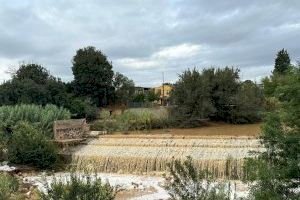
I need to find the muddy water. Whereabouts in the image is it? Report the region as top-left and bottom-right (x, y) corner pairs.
(69, 134), (263, 179)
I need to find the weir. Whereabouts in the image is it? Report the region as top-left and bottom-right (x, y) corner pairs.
(69, 134), (263, 179)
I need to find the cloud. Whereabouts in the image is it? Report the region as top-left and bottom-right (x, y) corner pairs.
(0, 0), (299, 86)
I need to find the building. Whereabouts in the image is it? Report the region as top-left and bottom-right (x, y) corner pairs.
(154, 83), (173, 105)
(134, 87), (151, 94)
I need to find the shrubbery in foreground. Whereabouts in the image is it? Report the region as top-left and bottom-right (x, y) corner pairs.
(39, 172), (116, 200)
(0, 173), (20, 200)
(8, 122), (59, 169)
(164, 157), (231, 200)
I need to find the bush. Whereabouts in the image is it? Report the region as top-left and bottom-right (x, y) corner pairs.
(0, 173), (20, 200)
(7, 122), (59, 169)
(0, 104), (71, 137)
(39, 172), (116, 200)
(165, 157), (231, 200)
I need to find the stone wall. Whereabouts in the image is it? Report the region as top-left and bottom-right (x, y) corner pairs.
(53, 119), (89, 140)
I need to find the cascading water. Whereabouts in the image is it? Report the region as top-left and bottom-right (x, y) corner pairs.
(69, 134), (263, 179)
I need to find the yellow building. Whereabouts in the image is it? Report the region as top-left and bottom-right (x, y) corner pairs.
(154, 84), (173, 105)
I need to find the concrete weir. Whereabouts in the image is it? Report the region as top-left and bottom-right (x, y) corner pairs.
(68, 134), (262, 179)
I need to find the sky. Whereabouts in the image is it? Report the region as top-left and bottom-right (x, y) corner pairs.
(0, 0), (299, 87)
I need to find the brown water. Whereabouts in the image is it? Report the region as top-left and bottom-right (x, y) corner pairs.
(69, 133), (263, 179)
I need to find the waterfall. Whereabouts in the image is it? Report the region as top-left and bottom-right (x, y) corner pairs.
(69, 135), (263, 179)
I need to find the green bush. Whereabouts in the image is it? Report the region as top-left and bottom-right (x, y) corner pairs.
(0, 173), (20, 200)
(39, 172), (116, 200)
(8, 122), (59, 169)
(165, 157), (231, 200)
(0, 104), (71, 137)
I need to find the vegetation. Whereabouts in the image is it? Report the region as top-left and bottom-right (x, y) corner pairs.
(39, 172), (116, 200)
(164, 157), (231, 200)
(0, 104), (71, 137)
(244, 53), (299, 199)
(91, 107), (171, 132)
(171, 67), (264, 126)
(7, 122), (59, 169)
(274, 48), (291, 75)
(113, 72), (135, 105)
(0, 173), (20, 200)
(72, 46), (114, 106)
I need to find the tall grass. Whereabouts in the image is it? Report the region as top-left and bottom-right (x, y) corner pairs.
(0, 173), (20, 200)
(0, 104), (71, 137)
(91, 107), (171, 132)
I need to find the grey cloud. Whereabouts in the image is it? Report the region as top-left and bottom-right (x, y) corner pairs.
(0, 0), (299, 87)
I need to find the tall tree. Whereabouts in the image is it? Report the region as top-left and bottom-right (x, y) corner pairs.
(113, 72), (135, 105)
(274, 48), (290, 74)
(245, 65), (300, 199)
(72, 46), (114, 106)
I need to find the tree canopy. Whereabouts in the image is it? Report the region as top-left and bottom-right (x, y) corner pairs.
(72, 46), (114, 106)
(274, 48), (291, 75)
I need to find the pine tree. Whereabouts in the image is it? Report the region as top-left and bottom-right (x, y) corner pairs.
(274, 49), (291, 74)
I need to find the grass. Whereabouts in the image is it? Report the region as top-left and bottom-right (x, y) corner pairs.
(91, 107), (171, 133)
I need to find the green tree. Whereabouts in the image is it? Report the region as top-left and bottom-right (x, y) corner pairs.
(171, 68), (215, 125)
(230, 80), (264, 123)
(146, 90), (160, 102)
(14, 63), (50, 84)
(274, 48), (291, 75)
(244, 66), (300, 199)
(113, 72), (135, 105)
(72, 46), (114, 106)
(211, 67), (240, 122)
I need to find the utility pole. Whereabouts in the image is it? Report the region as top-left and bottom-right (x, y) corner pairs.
(162, 72), (165, 106)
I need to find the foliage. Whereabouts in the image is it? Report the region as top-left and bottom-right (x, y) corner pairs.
(0, 104), (71, 137)
(164, 157), (231, 200)
(0, 173), (20, 200)
(113, 72), (135, 105)
(170, 68), (215, 127)
(0, 64), (70, 107)
(230, 80), (264, 124)
(133, 93), (146, 102)
(274, 48), (291, 75)
(171, 67), (263, 126)
(244, 65), (300, 199)
(91, 108), (171, 132)
(72, 46), (114, 106)
(7, 121), (59, 169)
(146, 90), (160, 102)
(39, 172), (116, 200)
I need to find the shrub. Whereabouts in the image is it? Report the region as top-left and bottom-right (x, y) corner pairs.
(165, 157), (231, 200)
(8, 122), (59, 169)
(39, 172), (116, 200)
(0, 173), (20, 200)
(0, 104), (71, 137)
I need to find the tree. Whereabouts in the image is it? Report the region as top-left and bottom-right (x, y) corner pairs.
(274, 48), (290, 75)
(171, 68), (215, 123)
(72, 46), (114, 106)
(13, 63), (50, 84)
(230, 80), (264, 123)
(113, 72), (135, 105)
(146, 90), (160, 102)
(244, 65), (300, 199)
(211, 67), (240, 122)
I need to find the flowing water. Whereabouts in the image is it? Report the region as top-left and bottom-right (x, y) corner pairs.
(69, 134), (263, 179)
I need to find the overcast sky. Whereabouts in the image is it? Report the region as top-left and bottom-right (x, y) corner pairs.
(0, 0), (299, 87)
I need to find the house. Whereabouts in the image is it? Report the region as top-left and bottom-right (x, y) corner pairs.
(134, 86), (151, 94)
(154, 83), (173, 106)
